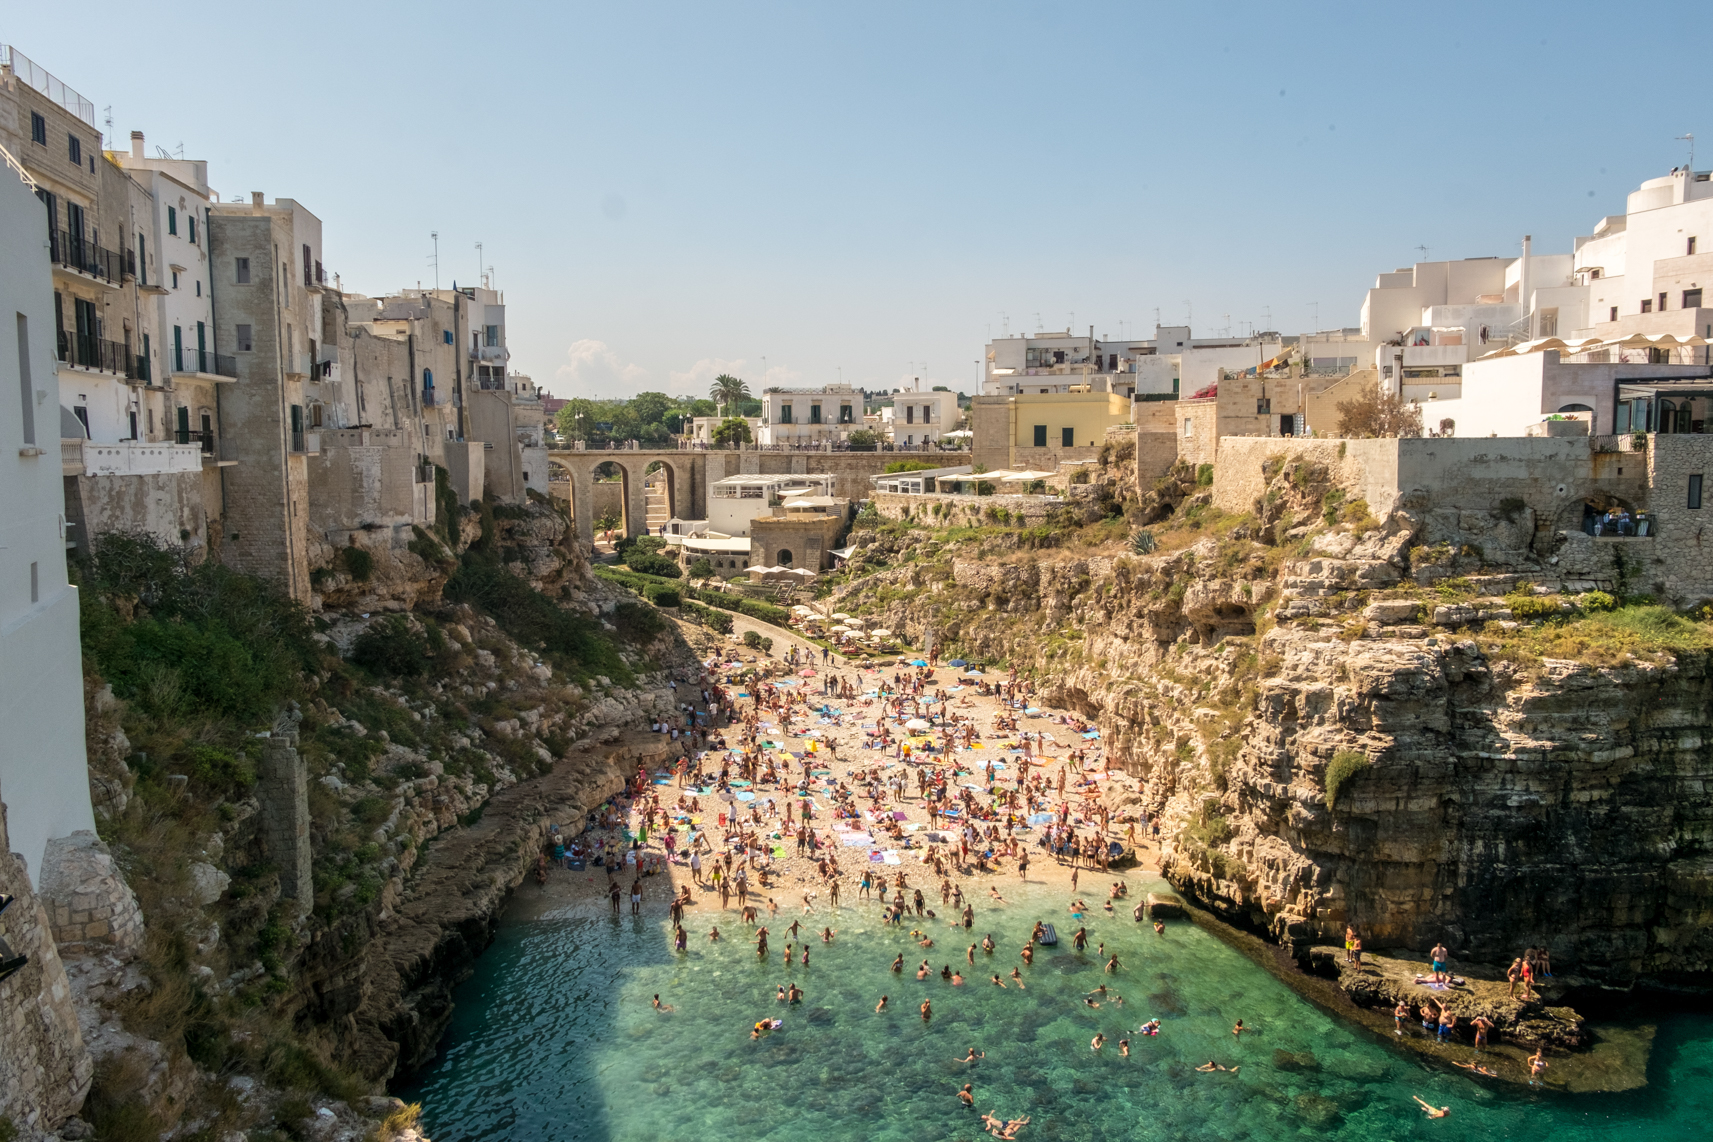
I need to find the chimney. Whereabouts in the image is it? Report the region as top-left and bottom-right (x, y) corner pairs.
(130, 131), (144, 159)
(251, 191), (265, 212)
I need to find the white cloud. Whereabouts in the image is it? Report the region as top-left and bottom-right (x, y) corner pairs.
(668, 357), (748, 399)
(553, 340), (650, 398)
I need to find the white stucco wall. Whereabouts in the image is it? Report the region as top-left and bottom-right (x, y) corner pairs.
(0, 172), (96, 886)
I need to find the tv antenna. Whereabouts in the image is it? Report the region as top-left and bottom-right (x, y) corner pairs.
(103, 105), (113, 142)
(1677, 133), (1696, 170)
(1416, 244), (1430, 261)
(430, 231), (440, 290)
(475, 242), (483, 289)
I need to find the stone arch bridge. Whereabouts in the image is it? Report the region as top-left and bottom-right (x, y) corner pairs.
(544, 448), (971, 547)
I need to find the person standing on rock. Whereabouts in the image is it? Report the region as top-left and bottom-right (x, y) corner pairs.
(1430, 941), (1450, 984)
(609, 880), (622, 916)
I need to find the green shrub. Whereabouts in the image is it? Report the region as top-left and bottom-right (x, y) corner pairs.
(646, 585), (682, 608)
(187, 744), (256, 793)
(626, 552), (682, 578)
(1070, 467), (1092, 485)
(1196, 463), (1215, 487)
(1323, 750), (1371, 811)
(340, 545), (375, 581)
(1579, 590), (1617, 612)
(1321, 486), (1346, 524)
(1505, 590), (1563, 619)
(1130, 529), (1156, 555)
(408, 524), (452, 566)
(444, 559), (631, 686)
(681, 599), (734, 633)
(743, 630), (763, 649)
(688, 558), (715, 579)
(884, 459), (939, 473)
(759, 635), (773, 653)
(350, 616), (431, 677)
(614, 600), (667, 638)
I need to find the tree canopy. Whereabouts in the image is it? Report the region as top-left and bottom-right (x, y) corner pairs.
(1335, 382), (1423, 439)
(553, 393), (720, 446)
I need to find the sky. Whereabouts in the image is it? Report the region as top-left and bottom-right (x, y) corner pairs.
(10, 2), (1708, 401)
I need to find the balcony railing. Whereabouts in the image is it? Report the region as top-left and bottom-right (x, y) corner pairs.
(422, 387), (437, 407)
(304, 262), (325, 288)
(50, 229), (122, 283)
(173, 427), (216, 454)
(71, 439), (203, 477)
(57, 329), (136, 378)
(214, 354), (237, 378)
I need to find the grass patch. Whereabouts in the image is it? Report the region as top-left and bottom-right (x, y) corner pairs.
(1483, 604), (1713, 667)
(1323, 749), (1370, 811)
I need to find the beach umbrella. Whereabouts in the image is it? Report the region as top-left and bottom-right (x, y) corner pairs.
(870, 629), (892, 638)
(830, 625), (850, 633)
(905, 718), (931, 731)
(832, 612), (852, 621)
(799, 668), (817, 677)
(949, 658), (967, 667)
(908, 658), (929, 667)
(792, 605), (815, 615)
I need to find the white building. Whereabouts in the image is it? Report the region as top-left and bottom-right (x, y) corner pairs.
(687, 415), (761, 446)
(984, 327), (1284, 400)
(879, 388), (957, 446)
(757, 385), (862, 446)
(707, 472), (835, 535)
(0, 164), (95, 884)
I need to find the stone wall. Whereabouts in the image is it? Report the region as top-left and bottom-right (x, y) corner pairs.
(702, 449), (971, 503)
(750, 513), (845, 570)
(307, 428), (430, 538)
(869, 490), (1067, 526)
(1210, 437), (1406, 517)
(63, 470), (208, 560)
(1641, 434), (1713, 602)
(258, 719), (312, 913)
(0, 797), (93, 1136)
(37, 832), (144, 955)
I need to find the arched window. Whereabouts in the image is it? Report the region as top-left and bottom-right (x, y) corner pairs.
(777, 549), (794, 567)
(1558, 403), (1593, 413)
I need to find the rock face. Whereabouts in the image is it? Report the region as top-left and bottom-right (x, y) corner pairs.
(349, 731), (676, 1081)
(828, 455), (1713, 989)
(0, 801), (94, 1135)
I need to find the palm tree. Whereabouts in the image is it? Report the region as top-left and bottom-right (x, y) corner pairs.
(710, 374), (750, 417)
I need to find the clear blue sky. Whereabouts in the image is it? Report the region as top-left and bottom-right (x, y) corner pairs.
(11, 2), (1707, 400)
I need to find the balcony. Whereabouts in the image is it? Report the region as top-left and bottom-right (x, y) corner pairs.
(472, 344), (509, 362)
(289, 430), (320, 455)
(57, 330), (138, 378)
(68, 438), (203, 478)
(304, 261), (326, 290)
(50, 230), (123, 286)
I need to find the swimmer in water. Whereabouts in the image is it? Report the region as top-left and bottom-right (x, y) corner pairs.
(1103, 899), (1114, 913)
(942, 964), (953, 980)
(1091, 1033), (1105, 1051)
(951, 971), (965, 985)
(958, 1083), (974, 1107)
(788, 919), (802, 940)
(968, 944), (977, 965)
(982, 933), (996, 954)
(1010, 967), (1026, 988)
(876, 995), (889, 1012)
(1411, 1096), (1450, 1118)
(787, 983), (803, 1003)
(653, 994), (673, 1012)
(1119, 1038), (1131, 1057)
(1083, 997), (1101, 1008)
(777, 985), (787, 1002)
(919, 935), (935, 948)
(892, 953), (905, 973)
(1021, 945), (1034, 966)
(917, 961), (931, 980)
(708, 926), (721, 941)
(821, 927), (835, 942)
(1454, 1061), (1498, 1077)
(989, 887), (1009, 904)
(1105, 954), (1120, 973)
(1153, 921), (1165, 936)
(1232, 1020), (1245, 1038)
(921, 999), (933, 1021)
(1394, 999), (1410, 1035)
(955, 1048), (986, 1063)
(990, 974), (1007, 987)
(1195, 1061), (1226, 1072)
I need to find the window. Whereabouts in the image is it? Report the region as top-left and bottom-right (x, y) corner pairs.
(30, 112), (45, 145)
(167, 206), (177, 236)
(16, 313), (34, 445)
(30, 562), (39, 605)
(188, 216), (197, 245)
(442, 329), (454, 345)
(1061, 426), (1075, 447)
(1610, 306), (1619, 322)
(780, 403), (793, 424)
(1690, 237), (1698, 256)
(173, 325), (184, 373)
(1257, 397), (1271, 414)
(68, 133), (81, 165)
(1660, 292), (1669, 311)
(1641, 299), (1653, 313)
(906, 405), (915, 424)
(1686, 289), (1704, 309)
(1691, 475), (1704, 510)
(810, 403), (822, 424)
(137, 234), (146, 285)
(1183, 418), (1193, 437)
(484, 324), (499, 346)
(235, 257), (250, 283)
(171, 270), (178, 289)
(235, 324), (253, 352)
(839, 403), (853, 423)
(1032, 424), (1047, 447)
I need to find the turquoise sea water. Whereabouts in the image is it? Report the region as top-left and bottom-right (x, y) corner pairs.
(401, 879), (1713, 1141)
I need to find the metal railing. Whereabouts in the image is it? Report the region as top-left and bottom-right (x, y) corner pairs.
(1, 45), (97, 126)
(214, 354), (237, 378)
(304, 262), (325, 288)
(57, 329), (135, 377)
(422, 388), (437, 407)
(50, 229), (123, 283)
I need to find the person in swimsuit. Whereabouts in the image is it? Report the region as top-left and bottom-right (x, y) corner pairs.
(876, 995), (889, 1012)
(1528, 1049), (1548, 1082)
(921, 999), (933, 1021)
(1232, 1020), (1245, 1038)
(1471, 1015), (1493, 1049)
(958, 1083), (975, 1107)
(653, 994), (673, 1012)
(1394, 1000), (1410, 1035)
(955, 1048), (985, 1063)
(1021, 945), (1034, 966)
(892, 953), (905, 973)
(1091, 1033), (1105, 1051)
(1454, 1061), (1497, 1077)
(1118, 1038), (1131, 1057)
(1412, 1096), (1450, 1118)
(951, 971), (965, 985)
(1429, 942), (1450, 984)
(1010, 967), (1026, 988)
(1154, 920), (1165, 936)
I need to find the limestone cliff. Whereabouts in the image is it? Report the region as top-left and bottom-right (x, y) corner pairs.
(826, 451), (1713, 989)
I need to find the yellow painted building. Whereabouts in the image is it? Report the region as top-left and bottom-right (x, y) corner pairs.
(971, 390), (1133, 471)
